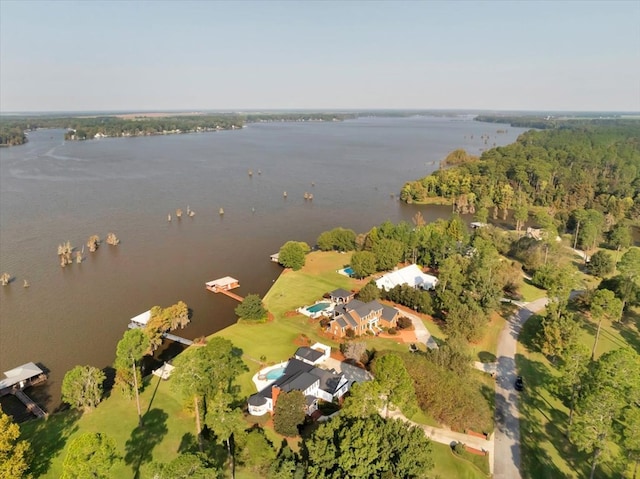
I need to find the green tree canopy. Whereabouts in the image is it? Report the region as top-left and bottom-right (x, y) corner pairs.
(61, 433), (118, 479)
(278, 241), (310, 271)
(587, 250), (615, 277)
(0, 405), (31, 479)
(61, 365), (106, 412)
(150, 453), (219, 479)
(235, 294), (268, 321)
(305, 414), (433, 479)
(372, 353), (417, 417)
(357, 281), (380, 303)
(350, 251), (377, 279)
(273, 390), (306, 437)
(115, 328), (150, 425)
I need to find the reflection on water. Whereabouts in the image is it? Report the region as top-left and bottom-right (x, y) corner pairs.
(0, 117), (528, 412)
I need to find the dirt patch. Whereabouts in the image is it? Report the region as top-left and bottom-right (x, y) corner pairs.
(266, 312), (275, 323)
(378, 329), (417, 343)
(284, 310), (300, 318)
(330, 349), (346, 361)
(293, 334), (311, 347)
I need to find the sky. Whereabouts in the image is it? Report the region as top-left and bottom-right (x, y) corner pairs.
(1, 0), (639, 113)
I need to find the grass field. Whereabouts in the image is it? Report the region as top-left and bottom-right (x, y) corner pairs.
(20, 376), (194, 479)
(517, 310), (639, 479)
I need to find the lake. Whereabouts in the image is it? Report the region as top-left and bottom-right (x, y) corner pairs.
(0, 116), (528, 414)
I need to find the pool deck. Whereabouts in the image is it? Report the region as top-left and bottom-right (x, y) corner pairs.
(297, 301), (335, 318)
(252, 361), (289, 391)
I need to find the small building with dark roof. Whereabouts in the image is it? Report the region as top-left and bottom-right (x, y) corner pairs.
(329, 288), (355, 304)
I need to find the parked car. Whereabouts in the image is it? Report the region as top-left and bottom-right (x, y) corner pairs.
(515, 376), (524, 391)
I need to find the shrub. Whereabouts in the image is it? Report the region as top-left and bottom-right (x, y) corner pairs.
(453, 442), (466, 455)
(397, 317), (412, 330)
(345, 328), (355, 339)
(387, 327), (397, 335)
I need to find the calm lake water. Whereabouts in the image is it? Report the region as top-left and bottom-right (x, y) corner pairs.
(0, 116), (527, 415)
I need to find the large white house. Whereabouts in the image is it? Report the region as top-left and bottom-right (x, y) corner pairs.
(248, 344), (350, 417)
(375, 264), (438, 291)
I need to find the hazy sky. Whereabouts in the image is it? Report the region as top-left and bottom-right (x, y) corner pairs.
(1, 0), (639, 112)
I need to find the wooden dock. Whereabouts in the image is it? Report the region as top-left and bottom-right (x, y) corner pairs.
(205, 276), (243, 302)
(216, 288), (244, 302)
(14, 390), (47, 418)
(162, 332), (193, 346)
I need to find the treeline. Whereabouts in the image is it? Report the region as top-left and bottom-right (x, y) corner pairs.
(0, 112), (359, 145)
(401, 122), (640, 222)
(0, 124), (27, 146)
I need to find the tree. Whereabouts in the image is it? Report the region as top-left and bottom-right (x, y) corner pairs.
(618, 247), (640, 284)
(206, 391), (246, 477)
(115, 329), (150, 427)
(317, 228), (356, 252)
(571, 349), (640, 479)
(171, 337), (247, 450)
(513, 202), (529, 234)
(372, 238), (404, 271)
(61, 365), (106, 412)
(305, 414), (432, 479)
(0, 405), (31, 479)
(61, 433), (118, 479)
(150, 453), (219, 479)
(372, 353), (416, 417)
(236, 429), (277, 475)
(556, 341), (590, 430)
(235, 294), (268, 321)
(608, 223), (632, 251)
(588, 250), (615, 277)
(622, 405), (640, 479)
(589, 289), (623, 359)
(350, 251), (377, 279)
(273, 390), (306, 437)
(356, 281), (379, 303)
(268, 443), (304, 479)
(340, 381), (382, 419)
(278, 241), (310, 271)
(342, 341), (368, 363)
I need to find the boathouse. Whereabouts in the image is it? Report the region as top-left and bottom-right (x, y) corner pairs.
(206, 276), (240, 292)
(0, 362), (47, 393)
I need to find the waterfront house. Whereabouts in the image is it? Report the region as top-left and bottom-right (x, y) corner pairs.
(248, 344), (349, 417)
(328, 299), (399, 338)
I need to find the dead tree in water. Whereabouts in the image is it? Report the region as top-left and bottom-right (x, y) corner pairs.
(87, 235), (100, 252)
(76, 251), (82, 263)
(176, 209), (183, 218)
(106, 233), (120, 245)
(1, 272), (11, 286)
(58, 241), (73, 266)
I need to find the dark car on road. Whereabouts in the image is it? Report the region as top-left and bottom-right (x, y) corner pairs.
(515, 376), (524, 391)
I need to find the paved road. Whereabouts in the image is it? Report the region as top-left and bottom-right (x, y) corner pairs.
(493, 297), (548, 479)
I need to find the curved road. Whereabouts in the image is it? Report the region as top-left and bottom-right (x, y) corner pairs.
(493, 297), (548, 479)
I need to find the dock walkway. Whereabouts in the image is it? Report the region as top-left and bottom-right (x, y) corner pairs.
(216, 288), (244, 302)
(14, 390), (47, 418)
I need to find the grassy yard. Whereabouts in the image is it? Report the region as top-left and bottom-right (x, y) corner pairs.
(430, 442), (490, 479)
(470, 310), (507, 363)
(20, 376), (194, 479)
(516, 312), (638, 479)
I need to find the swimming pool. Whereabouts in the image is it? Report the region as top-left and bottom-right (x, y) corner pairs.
(306, 302), (330, 313)
(343, 267), (355, 276)
(266, 367), (286, 380)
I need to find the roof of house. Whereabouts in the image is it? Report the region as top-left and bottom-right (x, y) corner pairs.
(295, 347), (324, 364)
(0, 362), (44, 389)
(130, 310), (151, 326)
(330, 288), (353, 298)
(254, 358), (343, 401)
(375, 264), (438, 291)
(205, 276), (238, 287)
(381, 305), (399, 322)
(248, 394), (268, 407)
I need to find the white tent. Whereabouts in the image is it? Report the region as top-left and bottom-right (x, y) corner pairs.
(375, 264), (438, 291)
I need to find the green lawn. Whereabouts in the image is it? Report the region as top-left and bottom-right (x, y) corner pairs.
(518, 280), (546, 302)
(20, 376), (194, 479)
(429, 442), (489, 479)
(517, 313), (637, 479)
(470, 311), (507, 363)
